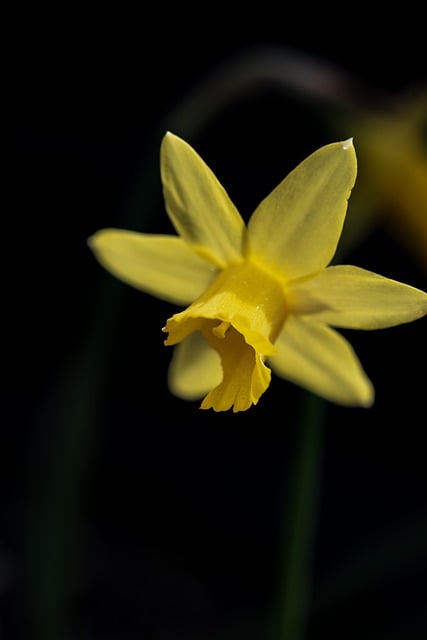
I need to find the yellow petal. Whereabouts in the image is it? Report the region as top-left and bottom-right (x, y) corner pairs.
(88, 229), (217, 305)
(290, 265), (427, 328)
(167, 333), (222, 400)
(161, 132), (246, 268)
(248, 140), (357, 280)
(388, 157), (427, 273)
(346, 92), (427, 272)
(269, 317), (374, 407)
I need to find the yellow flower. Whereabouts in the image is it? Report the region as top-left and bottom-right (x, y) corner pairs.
(89, 133), (427, 412)
(338, 92), (427, 270)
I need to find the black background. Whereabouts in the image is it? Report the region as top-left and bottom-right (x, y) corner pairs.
(7, 10), (427, 639)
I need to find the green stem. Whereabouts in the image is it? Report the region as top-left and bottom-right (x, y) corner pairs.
(26, 290), (119, 640)
(274, 391), (325, 640)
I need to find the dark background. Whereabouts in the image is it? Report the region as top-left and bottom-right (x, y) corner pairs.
(7, 10), (427, 639)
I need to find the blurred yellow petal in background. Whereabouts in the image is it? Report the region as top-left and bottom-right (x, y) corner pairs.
(339, 91), (427, 271)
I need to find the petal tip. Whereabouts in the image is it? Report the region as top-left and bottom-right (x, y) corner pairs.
(161, 130), (176, 151)
(358, 383), (375, 409)
(342, 138), (354, 150)
(164, 130), (179, 143)
(86, 233), (99, 251)
(360, 395), (375, 409)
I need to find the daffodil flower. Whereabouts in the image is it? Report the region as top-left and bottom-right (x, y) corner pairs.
(89, 133), (427, 412)
(343, 92), (427, 272)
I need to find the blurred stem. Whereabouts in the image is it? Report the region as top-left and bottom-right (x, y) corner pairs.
(275, 392), (325, 640)
(27, 280), (121, 640)
(164, 45), (394, 137)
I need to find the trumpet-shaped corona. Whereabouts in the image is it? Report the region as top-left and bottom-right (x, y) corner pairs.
(164, 260), (287, 411)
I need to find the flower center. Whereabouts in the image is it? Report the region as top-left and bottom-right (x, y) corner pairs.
(163, 260), (287, 411)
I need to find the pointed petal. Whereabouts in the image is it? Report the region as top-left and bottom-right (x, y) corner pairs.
(88, 229), (217, 305)
(269, 317), (374, 407)
(161, 132), (246, 268)
(248, 140), (357, 279)
(290, 265), (427, 328)
(167, 332), (222, 400)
